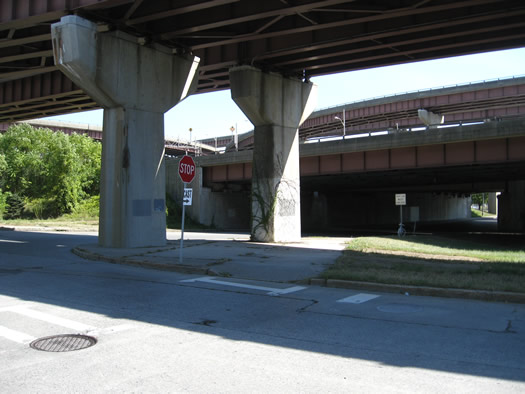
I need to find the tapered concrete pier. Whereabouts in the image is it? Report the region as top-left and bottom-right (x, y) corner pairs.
(230, 66), (317, 242)
(52, 16), (199, 247)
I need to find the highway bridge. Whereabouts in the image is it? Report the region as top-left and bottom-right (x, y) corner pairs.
(5, 74), (524, 155)
(231, 74), (525, 150)
(167, 76), (525, 233)
(2, 0), (525, 246)
(2, 0), (525, 121)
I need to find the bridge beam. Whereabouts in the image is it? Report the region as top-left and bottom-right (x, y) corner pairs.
(230, 66), (316, 242)
(51, 16), (199, 248)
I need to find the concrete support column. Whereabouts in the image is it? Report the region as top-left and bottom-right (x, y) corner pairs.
(487, 192), (499, 215)
(498, 181), (525, 232)
(230, 66), (317, 242)
(52, 16), (199, 247)
(99, 108), (167, 247)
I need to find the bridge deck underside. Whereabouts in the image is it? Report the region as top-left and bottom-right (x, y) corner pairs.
(2, 0), (525, 122)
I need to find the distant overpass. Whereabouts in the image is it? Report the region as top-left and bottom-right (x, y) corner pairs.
(199, 117), (525, 190)
(229, 75), (525, 151)
(170, 116), (525, 233)
(167, 76), (525, 233)
(197, 75), (525, 187)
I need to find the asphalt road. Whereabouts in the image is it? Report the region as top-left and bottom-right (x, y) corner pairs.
(1, 230), (524, 393)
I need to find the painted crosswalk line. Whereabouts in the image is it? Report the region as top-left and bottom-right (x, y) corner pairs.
(3, 305), (97, 331)
(0, 325), (36, 344)
(180, 276), (306, 296)
(0, 304), (134, 345)
(337, 293), (380, 304)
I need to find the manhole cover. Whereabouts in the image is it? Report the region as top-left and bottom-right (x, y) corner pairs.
(377, 303), (423, 313)
(30, 334), (97, 352)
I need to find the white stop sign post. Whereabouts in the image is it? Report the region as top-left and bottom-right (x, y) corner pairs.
(178, 155), (196, 263)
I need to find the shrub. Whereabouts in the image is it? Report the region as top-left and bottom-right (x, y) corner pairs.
(0, 124), (102, 218)
(4, 193), (25, 220)
(24, 198), (60, 219)
(0, 189), (8, 219)
(68, 195), (100, 219)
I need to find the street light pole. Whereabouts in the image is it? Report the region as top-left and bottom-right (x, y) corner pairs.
(334, 108), (346, 136)
(343, 108), (345, 136)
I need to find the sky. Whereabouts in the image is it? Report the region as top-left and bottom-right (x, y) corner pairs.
(41, 47), (525, 141)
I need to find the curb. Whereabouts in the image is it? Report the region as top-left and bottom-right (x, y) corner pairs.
(72, 247), (218, 276)
(309, 278), (525, 304)
(72, 246), (525, 304)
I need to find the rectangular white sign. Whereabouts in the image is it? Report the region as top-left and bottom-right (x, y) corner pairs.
(183, 188), (193, 206)
(395, 193), (406, 206)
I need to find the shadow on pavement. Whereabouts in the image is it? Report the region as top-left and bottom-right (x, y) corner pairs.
(0, 229), (524, 385)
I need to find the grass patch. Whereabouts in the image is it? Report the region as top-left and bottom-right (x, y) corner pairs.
(471, 208), (496, 218)
(346, 235), (524, 262)
(322, 234), (525, 293)
(1, 217), (99, 230)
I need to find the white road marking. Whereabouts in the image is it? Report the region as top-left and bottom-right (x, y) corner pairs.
(0, 303), (32, 312)
(0, 239), (27, 244)
(0, 326), (35, 344)
(267, 286), (307, 296)
(87, 324), (135, 336)
(3, 305), (96, 331)
(337, 293), (380, 304)
(0, 304), (134, 345)
(180, 276), (306, 296)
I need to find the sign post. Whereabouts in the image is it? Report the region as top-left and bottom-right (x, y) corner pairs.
(178, 155), (196, 263)
(395, 193), (406, 237)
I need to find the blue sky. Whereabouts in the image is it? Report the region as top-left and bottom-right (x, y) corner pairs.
(41, 47), (525, 141)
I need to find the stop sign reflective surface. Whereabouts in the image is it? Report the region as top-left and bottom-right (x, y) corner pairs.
(178, 155), (196, 183)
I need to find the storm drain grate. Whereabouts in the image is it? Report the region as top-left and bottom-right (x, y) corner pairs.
(30, 334), (97, 352)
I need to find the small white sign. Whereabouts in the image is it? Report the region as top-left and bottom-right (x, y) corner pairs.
(183, 188), (193, 206)
(395, 193), (406, 206)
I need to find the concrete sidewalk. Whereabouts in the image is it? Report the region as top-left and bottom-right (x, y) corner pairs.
(73, 231), (349, 283)
(72, 230), (525, 303)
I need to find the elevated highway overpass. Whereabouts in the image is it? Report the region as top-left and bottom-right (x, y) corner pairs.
(168, 77), (525, 233)
(2, 0), (525, 246)
(2, 0), (525, 121)
(230, 74), (525, 150)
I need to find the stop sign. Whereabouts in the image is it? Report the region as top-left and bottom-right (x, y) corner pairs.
(178, 155), (196, 183)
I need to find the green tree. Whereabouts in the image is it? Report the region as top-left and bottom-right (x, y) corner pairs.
(0, 123), (102, 218)
(471, 193), (488, 207)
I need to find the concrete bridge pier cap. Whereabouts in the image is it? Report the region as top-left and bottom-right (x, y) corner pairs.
(230, 66), (317, 242)
(51, 16), (200, 248)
